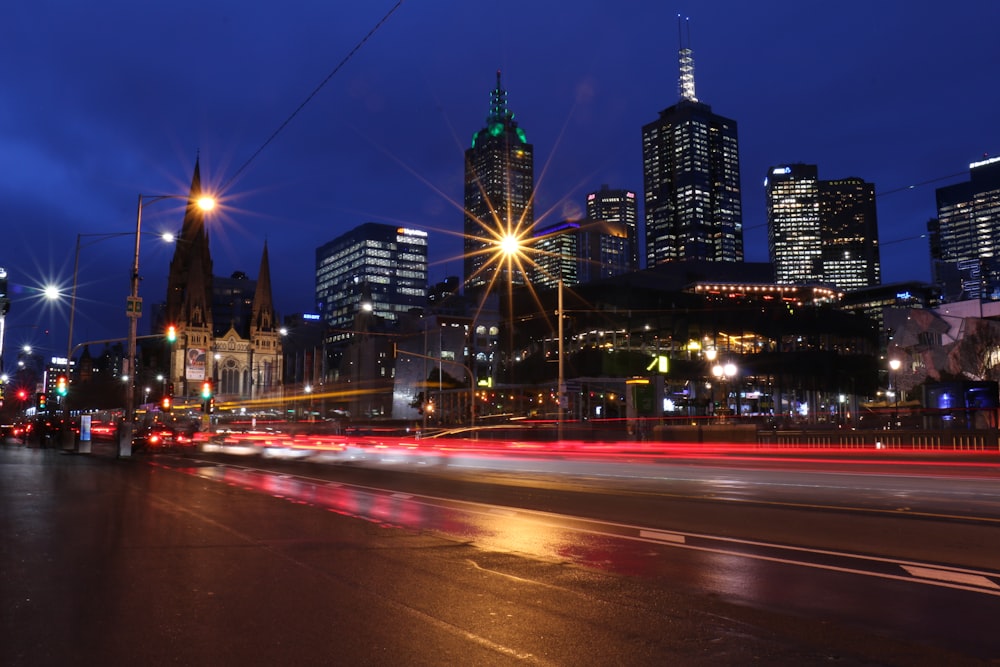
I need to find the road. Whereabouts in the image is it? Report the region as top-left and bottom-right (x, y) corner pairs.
(2, 440), (999, 665)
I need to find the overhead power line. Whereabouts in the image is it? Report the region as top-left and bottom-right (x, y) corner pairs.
(222, 1), (405, 191)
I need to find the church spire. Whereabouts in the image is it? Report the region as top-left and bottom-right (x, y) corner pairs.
(250, 242), (276, 332)
(166, 156), (214, 328)
(677, 15), (698, 102)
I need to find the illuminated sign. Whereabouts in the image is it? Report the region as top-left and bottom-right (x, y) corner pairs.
(772, 166), (792, 175)
(396, 228), (428, 237)
(896, 291), (912, 300)
(302, 313), (321, 321)
(969, 156), (1000, 170)
(646, 355), (669, 373)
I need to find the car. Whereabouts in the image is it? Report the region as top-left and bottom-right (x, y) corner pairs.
(132, 425), (177, 453)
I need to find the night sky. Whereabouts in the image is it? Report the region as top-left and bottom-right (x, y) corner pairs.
(2, 1), (999, 368)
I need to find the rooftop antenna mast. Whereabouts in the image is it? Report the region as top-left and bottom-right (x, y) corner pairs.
(678, 15), (698, 102)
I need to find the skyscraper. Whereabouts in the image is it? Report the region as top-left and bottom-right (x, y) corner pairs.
(530, 218), (631, 289)
(766, 164), (881, 289)
(586, 185), (639, 272)
(766, 164), (822, 284)
(641, 20), (742, 266)
(463, 71), (534, 295)
(819, 177), (881, 290)
(933, 156), (1000, 301)
(315, 222), (428, 347)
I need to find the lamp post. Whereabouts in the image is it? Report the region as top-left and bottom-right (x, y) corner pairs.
(712, 361), (737, 421)
(889, 358), (901, 427)
(120, 192), (214, 457)
(704, 348), (717, 420)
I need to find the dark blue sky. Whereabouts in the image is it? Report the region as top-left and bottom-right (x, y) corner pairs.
(2, 1), (999, 368)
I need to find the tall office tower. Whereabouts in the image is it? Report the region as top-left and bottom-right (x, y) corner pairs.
(933, 156), (1000, 301)
(767, 164), (822, 284)
(819, 177), (881, 290)
(464, 71), (534, 295)
(315, 223), (428, 346)
(530, 219), (630, 288)
(641, 20), (742, 266)
(586, 185), (639, 272)
(531, 221), (580, 288)
(766, 164), (881, 289)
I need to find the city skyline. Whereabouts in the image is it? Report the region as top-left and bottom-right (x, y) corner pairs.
(2, 2), (999, 368)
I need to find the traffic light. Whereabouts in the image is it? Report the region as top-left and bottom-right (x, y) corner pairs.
(166, 324), (177, 343)
(37, 393), (47, 410)
(201, 380), (212, 400)
(56, 375), (68, 397)
(161, 396), (172, 411)
(16, 389), (27, 401)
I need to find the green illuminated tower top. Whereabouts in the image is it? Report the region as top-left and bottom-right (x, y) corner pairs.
(464, 71), (534, 295)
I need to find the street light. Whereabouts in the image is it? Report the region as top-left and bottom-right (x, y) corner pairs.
(121, 192), (215, 457)
(62, 231), (179, 428)
(712, 361), (737, 421)
(889, 358), (901, 427)
(704, 348), (717, 419)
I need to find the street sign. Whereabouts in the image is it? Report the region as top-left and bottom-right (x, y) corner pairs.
(126, 296), (143, 318)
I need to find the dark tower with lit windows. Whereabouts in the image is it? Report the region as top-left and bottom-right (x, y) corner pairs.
(641, 18), (743, 267)
(463, 71), (535, 296)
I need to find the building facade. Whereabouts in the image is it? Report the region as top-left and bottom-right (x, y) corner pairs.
(932, 156), (1000, 301)
(315, 222), (428, 350)
(819, 177), (881, 290)
(163, 159), (281, 402)
(766, 164), (881, 290)
(641, 26), (742, 267)
(766, 164), (822, 284)
(531, 219), (631, 288)
(463, 71), (534, 295)
(586, 185), (639, 272)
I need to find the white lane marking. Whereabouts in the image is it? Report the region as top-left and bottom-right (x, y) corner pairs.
(489, 508), (518, 516)
(638, 529), (686, 544)
(391, 493), (413, 499)
(902, 565), (1000, 589)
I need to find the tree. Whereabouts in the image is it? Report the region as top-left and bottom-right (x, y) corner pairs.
(948, 318), (1000, 382)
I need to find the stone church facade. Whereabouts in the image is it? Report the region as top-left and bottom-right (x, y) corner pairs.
(162, 160), (282, 403)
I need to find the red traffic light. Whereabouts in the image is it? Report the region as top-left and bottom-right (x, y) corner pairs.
(166, 324), (177, 343)
(161, 396), (172, 410)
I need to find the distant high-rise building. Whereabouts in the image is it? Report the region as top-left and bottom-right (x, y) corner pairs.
(933, 156), (1000, 301)
(315, 222), (428, 346)
(586, 185), (639, 272)
(641, 19), (742, 266)
(530, 219), (630, 288)
(766, 164), (881, 289)
(531, 221), (580, 288)
(766, 164), (822, 284)
(819, 177), (881, 290)
(464, 71), (534, 295)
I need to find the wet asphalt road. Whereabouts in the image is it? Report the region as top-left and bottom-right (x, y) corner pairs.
(2, 441), (996, 666)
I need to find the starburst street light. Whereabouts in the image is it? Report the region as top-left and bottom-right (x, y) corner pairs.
(120, 191), (215, 457)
